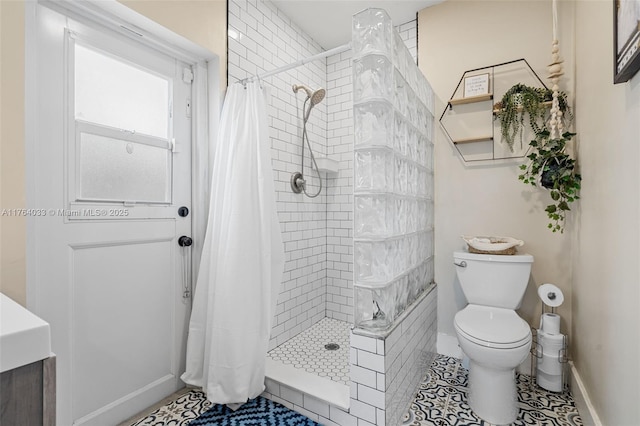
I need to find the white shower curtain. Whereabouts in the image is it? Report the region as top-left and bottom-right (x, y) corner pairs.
(181, 81), (285, 405)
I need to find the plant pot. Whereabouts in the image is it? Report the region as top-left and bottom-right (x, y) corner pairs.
(539, 155), (569, 189)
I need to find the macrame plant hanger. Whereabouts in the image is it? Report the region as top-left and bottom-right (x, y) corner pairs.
(548, 0), (564, 139)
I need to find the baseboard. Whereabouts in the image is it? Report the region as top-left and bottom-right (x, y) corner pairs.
(569, 361), (602, 426)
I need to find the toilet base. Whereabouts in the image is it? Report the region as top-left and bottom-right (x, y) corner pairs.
(468, 361), (519, 425)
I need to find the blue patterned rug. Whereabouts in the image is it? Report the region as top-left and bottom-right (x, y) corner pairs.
(189, 396), (320, 426)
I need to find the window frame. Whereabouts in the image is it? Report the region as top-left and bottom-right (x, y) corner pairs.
(65, 28), (179, 215)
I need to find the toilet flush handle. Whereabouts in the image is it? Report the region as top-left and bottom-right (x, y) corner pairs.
(454, 260), (467, 268)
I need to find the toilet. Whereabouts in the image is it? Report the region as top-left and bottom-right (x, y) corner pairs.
(453, 250), (533, 425)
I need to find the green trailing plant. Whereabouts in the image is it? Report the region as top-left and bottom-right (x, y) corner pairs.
(518, 130), (581, 233)
(494, 83), (572, 152)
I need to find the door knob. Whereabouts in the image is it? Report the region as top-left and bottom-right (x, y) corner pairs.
(178, 236), (193, 247)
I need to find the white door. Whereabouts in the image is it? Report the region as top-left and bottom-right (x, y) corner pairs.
(30, 5), (193, 425)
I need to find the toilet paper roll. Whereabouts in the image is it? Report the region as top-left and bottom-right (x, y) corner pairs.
(537, 369), (564, 392)
(540, 313), (561, 335)
(537, 330), (565, 351)
(538, 283), (564, 307)
(537, 352), (564, 376)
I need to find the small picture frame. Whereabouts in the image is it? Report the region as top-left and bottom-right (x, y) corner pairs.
(463, 73), (490, 98)
(614, 0), (640, 84)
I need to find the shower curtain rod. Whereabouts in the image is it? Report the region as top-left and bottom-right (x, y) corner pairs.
(239, 42), (352, 85)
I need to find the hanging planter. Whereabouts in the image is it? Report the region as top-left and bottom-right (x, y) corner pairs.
(512, 0), (581, 233)
(519, 130), (581, 233)
(539, 154), (569, 189)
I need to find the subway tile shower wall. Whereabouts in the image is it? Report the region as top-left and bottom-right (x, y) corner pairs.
(228, 0), (328, 349)
(228, 0), (419, 345)
(325, 49), (355, 323)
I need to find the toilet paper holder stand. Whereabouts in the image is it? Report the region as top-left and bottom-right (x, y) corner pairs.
(529, 329), (569, 392)
(529, 285), (569, 392)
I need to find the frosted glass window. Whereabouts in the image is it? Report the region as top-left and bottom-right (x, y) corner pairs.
(75, 44), (170, 139)
(79, 132), (170, 203)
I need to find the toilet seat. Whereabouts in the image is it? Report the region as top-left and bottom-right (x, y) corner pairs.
(455, 305), (531, 349)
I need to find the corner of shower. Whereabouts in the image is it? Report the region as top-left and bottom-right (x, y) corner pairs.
(263, 8), (438, 426)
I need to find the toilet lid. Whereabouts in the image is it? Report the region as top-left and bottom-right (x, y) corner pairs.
(454, 305), (531, 349)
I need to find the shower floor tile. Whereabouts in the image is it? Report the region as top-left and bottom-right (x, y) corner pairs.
(267, 317), (351, 385)
(402, 355), (583, 426)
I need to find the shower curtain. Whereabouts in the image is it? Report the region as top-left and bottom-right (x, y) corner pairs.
(181, 81), (285, 405)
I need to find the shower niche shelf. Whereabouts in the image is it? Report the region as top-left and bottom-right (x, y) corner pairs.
(313, 156), (339, 174)
(440, 58), (548, 162)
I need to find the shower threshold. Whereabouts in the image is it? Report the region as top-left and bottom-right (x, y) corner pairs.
(265, 358), (350, 410)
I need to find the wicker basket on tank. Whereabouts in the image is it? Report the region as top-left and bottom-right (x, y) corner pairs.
(462, 236), (524, 255)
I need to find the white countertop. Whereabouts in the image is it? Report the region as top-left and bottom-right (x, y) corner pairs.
(0, 293), (52, 373)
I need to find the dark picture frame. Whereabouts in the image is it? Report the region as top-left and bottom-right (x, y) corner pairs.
(614, 0), (640, 83)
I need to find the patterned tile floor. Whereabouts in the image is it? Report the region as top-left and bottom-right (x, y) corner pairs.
(124, 347), (583, 425)
(124, 389), (211, 426)
(402, 355), (583, 426)
(267, 317), (351, 385)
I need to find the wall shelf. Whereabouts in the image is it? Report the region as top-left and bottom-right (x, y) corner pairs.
(448, 94), (493, 107)
(492, 100), (553, 115)
(439, 58), (549, 162)
(453, 136), (493, 144)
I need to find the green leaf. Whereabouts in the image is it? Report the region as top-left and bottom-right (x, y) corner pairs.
(550, 191), (560, 201)
(545, 205), (557, 213)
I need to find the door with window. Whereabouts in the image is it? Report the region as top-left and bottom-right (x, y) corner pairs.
(31, 5), (193, 425)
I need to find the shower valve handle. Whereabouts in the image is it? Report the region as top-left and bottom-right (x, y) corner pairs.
(290, 172), (306, 194)
(178, 236), (193, 247)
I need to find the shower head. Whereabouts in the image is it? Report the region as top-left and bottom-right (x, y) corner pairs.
(309, 88), (326, 106)
(292, 84), (326, 107)
(293, 84), (326, 122)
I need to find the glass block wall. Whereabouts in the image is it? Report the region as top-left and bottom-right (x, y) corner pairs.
(352, 8), (435, 331)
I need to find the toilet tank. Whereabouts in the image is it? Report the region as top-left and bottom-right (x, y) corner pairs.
(453, 250), (534, 309)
